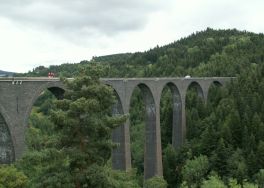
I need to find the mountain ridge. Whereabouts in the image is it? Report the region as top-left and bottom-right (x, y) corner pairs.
(15, 28), (264, 78)
(0, 70), (15, 77)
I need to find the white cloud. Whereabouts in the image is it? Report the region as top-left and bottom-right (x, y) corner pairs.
(0, 0), (165, 36)
(0, 0), (263, 72)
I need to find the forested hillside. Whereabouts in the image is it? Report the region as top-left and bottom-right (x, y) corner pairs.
(16, 28), (264, 78)
(6, 28), (264, 187)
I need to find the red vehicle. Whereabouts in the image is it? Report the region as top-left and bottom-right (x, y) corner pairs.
(48, 72), (55, 78)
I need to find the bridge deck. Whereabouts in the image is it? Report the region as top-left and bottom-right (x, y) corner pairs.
(0, 77), (235, 82)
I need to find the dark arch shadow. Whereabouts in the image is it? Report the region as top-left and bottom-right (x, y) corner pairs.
(24, 83), (65, 128)
(129, 83), (157, 180)
(47, 87), (65, 100)
(187, 81), (204, 101)
(212, 80), (223, 87)
(0, 113), (15, 164)
(160, 82), (182, 149)
(185, 81), (206, 140)
(207, 81), (223, 109)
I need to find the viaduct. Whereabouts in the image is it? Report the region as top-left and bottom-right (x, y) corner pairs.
(0, 77), (232, 179)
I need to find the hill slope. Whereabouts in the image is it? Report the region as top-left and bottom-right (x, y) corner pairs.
(0, 70), (14, 77)
(16, 28), (264, 78)
(17, 28), (264, 187)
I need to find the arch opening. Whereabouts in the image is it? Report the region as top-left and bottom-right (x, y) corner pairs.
(188, 82), (204, 101)
(26, 86), (65, 121)
(207, 81), (224, 110)
(26, 87), (65, 152)
(47, 87), (65, 100)
(160, 83), (182, 149)
(0, 113), (15, 164)
(185, 82), (206, 140)
(160, 83), (182, 186)
(129, 83), (157, 181)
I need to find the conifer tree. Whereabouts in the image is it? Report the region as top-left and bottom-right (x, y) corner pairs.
(19, 65), (127, 187)
(51, 67), (126, 187)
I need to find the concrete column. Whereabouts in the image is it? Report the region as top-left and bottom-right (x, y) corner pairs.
(154, 101), (163, 178)
(140, 85), (162, 179)
(170, 85), (183, 149)
(112, 95), (131, 171)
(181, 96), (186, 146)
(0, 103), (28, 161)
(196, 85), (204, 101)
(200, 83), (211, 103)
(0, 82), (30, 161)
(11, 122), (26, 160)
(0, 113), (15, 164)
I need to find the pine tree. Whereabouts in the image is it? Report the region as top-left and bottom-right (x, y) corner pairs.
(19, 66), (127, 187)
(227, 149), (248, 185)
(247, 150), (258, 177)
(210, 138), (230, 177)
(52, 69), (126, 187)
(257, 141), (264, 169)
(182, 155), (209, 187)
(251, 113), (261, 136)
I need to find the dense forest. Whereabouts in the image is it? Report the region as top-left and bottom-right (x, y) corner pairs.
(2, 28), (264, 187)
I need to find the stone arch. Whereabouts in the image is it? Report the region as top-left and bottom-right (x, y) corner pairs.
(160, 82), (183, 149)
(207, 80), (224, 107)
(103, 82), (132, 171)
(24, 82), (65, 128)
(212, 80), (223, 87)
(185, 81), (206, 141)
(0, 111), (15, 164)
(103, 83), (124, 116)
(47, 87), (65, 100)
(187, 81), (205, 101)
(129, 83), (159, 179)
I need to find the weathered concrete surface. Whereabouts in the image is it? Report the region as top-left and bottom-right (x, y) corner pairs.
(0, 77), (233, 179)
(0, 77), (65, 163)
(0, 113), (14, 163)
(101, 77), (232, 178)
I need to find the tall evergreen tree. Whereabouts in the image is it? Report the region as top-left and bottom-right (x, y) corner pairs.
(19, 66), (127, 187)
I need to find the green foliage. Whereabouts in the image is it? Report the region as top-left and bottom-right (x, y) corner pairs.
(201, 175), (227, 188)
(243, 183), (258, 188)
(182, 155), (209, 187)
(17, 149), (73, 188)
(129, 87), (145, 178)
(51, 74), (126, 187)
(130, 122), (144, 177)
(162, 144), (178, 187)
(227, 149), (248, 184)
(0, 165), (28, 188)
(19, 65), (128, 187)
(160, 87), (173, 148)
(143, 176), (168, 188)
(228, 179), (258, 188)
(106, 168), (140, 188)
(255, 169), (264, 188)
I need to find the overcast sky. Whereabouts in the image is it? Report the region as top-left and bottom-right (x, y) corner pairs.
(0, 0), (264, 73)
